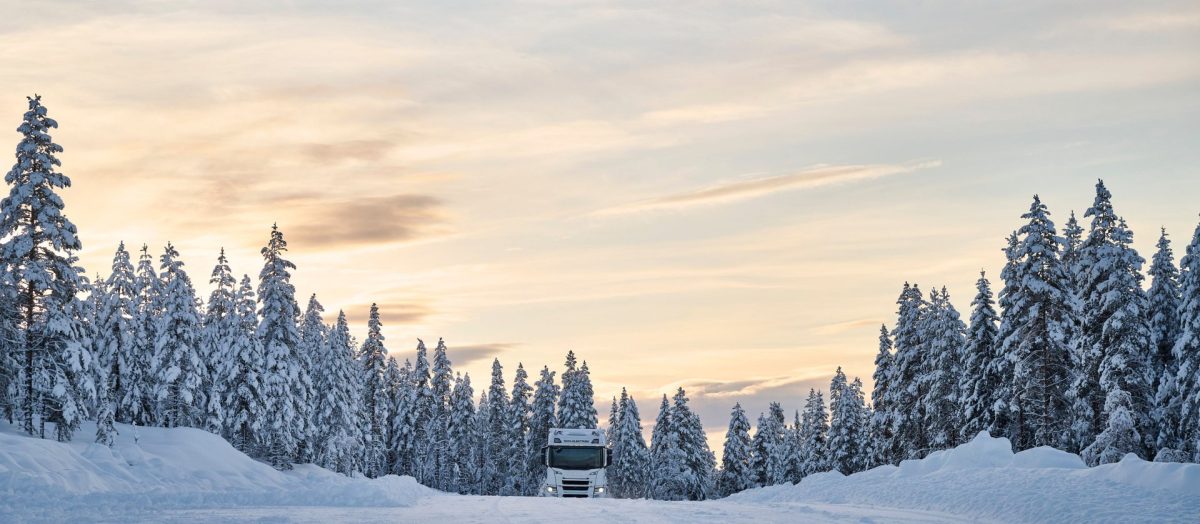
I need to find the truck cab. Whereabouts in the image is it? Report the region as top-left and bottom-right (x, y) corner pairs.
(539, 428), (612, 498)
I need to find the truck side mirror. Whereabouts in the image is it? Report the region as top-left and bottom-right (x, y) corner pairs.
(606, 448), (613, 466)
(541, 445), (549, 466)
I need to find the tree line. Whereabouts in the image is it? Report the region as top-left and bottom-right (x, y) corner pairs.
(2, 97), (1197, 502)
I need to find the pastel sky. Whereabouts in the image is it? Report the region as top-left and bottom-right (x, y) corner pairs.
(2, 1), (1198, 447)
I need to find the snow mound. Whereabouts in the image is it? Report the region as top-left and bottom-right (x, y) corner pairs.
(1, 421), (435, 521)
(730, 432), (1200, 523)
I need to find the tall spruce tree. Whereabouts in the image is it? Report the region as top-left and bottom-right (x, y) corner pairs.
(0, 95), (87, 439)
(1147, 228), (1183, 454)
(611, 388), (650, 498)
(447, 372), (476, 493)
(1148, 228), (1182, 376)
(129, 244), (159, 426)
(889, 282), (927, 459)
(1171, 218), (1200, 460)
(502, 363), (532, 496)
(200, 248), (236, 434)
(798, 389), (830, 476)
(1073, 182), (1156, 458)
(990, 232), (1022, 443)
(225, 275), (265, 454)
(763, 401), (789, 485)
(557, 351), (598, 429)
(959, 271), (1000, 441)
(294, 294), (325, 462)
(719, 402), (756, 497)
(868, 325), (894, 466)
(669, 387), (715, 500)
(829, 371), (869, 474)
(484, 358), (509, 494)
(256, 225), (304, 468)
(314, 310), (363, 475)
(359, 304), (389, 476)
(1007, 196), (1074, 451)
(152, 243), (204, 428)
(97, 243), (138, 424)
(922, 287), (966, 451)
(525, 366), (558, 494)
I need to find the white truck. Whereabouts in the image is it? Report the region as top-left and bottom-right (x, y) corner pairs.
(539, 428), (612, 498)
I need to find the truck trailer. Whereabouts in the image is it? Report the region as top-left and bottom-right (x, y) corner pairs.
(539, 428), (612, 498)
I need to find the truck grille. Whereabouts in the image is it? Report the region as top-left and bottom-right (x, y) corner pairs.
(561, 478), (591, 498)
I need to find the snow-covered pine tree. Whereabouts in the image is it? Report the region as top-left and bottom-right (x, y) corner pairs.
(94, 243), (138, 425)
(718, 402), (755, 497)
(484, 358), (509, 495)
(225, 275), (265, 454)
(610, 388), (650, 498)
(1007, 196), (1074, 451)
(429, 338), (454, 489)
(648, 393), (689, 501)
(889, 282), (928, 459)
(45, 293), (95, 442)
(576, 360), (599, 428)
(256, 224), (304, 468)
(151, 243), (204, 428)
(959, 271), (1000, 441)
(129, 244), (159, 426)
(669, 387), (716, 500)
(798, 389), (830, 476)
(868, 325), (894, 467)
(1082, 388), (1142, 466)
(784, 409), (804, 483)
(749, 411), (770, 486)
(0, 95), (87, 438)
(1147, 228), (1181, 376)
(294, 294), (325, 463)
(392, 358), (418, 479)
(607, 396), (619, 445)
(403, 339), (434, 480)
(502, 363), (532, 496)
(1171, 218), (1200, 460)
(94, 368), (117, 446)
(525, 366), (558, 494)
(471, 390), (492, 495)
(557, 351), (598, 429)
(764, 401), (789, 485)
(985, 231), (1022, 447)
(1072, 183), (1156, 457)
(921, 287), (966, 451)
(1147, 228), (1183, 455)
(384, 357), (410, 477)
(829, 370), (869, 474)
(200, 248), (236, 434)
(447, 372), (476, 493)
(314, 310), (363, 475)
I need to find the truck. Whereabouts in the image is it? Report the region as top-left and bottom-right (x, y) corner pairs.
(539, 428), (612, 498)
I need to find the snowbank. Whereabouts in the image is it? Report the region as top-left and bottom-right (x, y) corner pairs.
(0, 421), (435, 521)
(730, 432), (1200, 522)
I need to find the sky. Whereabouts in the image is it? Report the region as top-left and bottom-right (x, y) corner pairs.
(1, 0), (1198, 450)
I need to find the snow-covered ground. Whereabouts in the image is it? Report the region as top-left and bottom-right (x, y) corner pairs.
(3, 422), (1197, 523)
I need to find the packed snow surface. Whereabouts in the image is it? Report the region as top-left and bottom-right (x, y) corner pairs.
(3, 424), (1197, 523)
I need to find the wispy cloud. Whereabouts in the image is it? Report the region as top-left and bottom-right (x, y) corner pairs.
(594, 160), (941, 216)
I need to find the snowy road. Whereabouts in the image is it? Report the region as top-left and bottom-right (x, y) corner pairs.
(152, 497), (974, 524)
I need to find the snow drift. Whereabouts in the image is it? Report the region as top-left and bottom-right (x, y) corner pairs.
(730, 432), (1200, 522)
(4, 426), (1198, 523)
(0, 421), (435, 521)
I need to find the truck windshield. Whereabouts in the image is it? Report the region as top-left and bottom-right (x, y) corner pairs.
(548, 446), (605, 470)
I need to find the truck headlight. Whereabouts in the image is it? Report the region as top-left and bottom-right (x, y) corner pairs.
(594, 487), (606, 494)
(544, 486), (557, 494)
